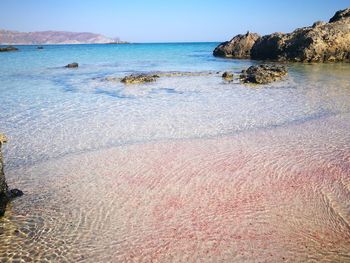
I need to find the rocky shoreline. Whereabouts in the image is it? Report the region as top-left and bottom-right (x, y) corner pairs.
(214, 8), (350, 62)
(0, 134), (23, 217)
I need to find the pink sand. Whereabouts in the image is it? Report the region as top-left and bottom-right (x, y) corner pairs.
(2, 113), (350, 262)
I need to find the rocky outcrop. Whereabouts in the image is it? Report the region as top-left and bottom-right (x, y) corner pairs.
(121, 74), (159, 84)
(0, 46), (18, 52)
(0, 134), (8, 216)
(213, 32), (260, 58)
(329, 8), (350, 23)
(251, 8), (350, 62)
(65, 62), (79, 68)
(214, 8), (350, 62)
(0, 134), (23, 217)
(222, 71), (234, 80)
(240, 64), (288, 84)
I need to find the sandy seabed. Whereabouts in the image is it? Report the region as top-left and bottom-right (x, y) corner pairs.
(1, 112), (350, 262)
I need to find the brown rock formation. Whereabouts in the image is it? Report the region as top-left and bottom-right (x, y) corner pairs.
(65, 62), (79, 68)
(121, 74), (159, 84)
(214, 8), (350, 63)
(213, 32), (261, 58)
(240, 64), (288, 84)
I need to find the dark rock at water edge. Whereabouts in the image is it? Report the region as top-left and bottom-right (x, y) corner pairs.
(121, 74), (159, 84)
(0, 46), (18, 52)
(65, 62), (79, 68)
(250, 10), (350, 62)
(0, 134), (23, 217)
(0, 134), (8, 216)
(37, 46), (44, 49)
(213, 32), (260, 58)
(240, 64), (288, 84)
(214, 8), (350, 62)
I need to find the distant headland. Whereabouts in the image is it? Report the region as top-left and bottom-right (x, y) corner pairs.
(0, 29), (128, 45)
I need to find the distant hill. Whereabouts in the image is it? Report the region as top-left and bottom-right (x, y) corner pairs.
(0, 29), (125, 45)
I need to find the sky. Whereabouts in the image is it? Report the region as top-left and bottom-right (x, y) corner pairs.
(0, 0), (349, 42)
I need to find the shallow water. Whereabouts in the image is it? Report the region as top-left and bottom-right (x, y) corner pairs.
(0, 43), (350, 262)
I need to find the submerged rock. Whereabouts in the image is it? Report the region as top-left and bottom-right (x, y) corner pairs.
(121, 74), (159, 84)
(0, 134), (23, 217)
(0, 46), (18, 52)
(215, 8), (350, 62)
(213, 32), (261, 58)
(222, 71), (234, 80)
(65, 62), (79, 68)
(37, 46), (44, 49)
(240, 64), (288, 84)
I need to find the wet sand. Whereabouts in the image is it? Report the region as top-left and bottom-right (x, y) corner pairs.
(1, 111), (349, 262)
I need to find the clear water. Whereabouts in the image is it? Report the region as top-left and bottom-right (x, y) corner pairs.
(0, 43), (350, 262)
(1, 44), (349, 169)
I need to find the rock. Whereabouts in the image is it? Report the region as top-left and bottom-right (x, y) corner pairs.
(0, 46), (18, 52)
(121, 74), (159, 84)
(329, 7), (350, 23)
(37, 46), (44, 49)
(250, 33), (286, 61)
(213, 32), (261, 58)
(0, 134), (8, 217)
(251, 8), (350, 62)
(0, 134), (23, 217)
(0, 134), (7, 144)
(215, 8), (350, 63)
(240, 64), (288, 84)
(65, 62), (79, 68)
(9, 189), (24, 198)
(222, 71), (234, 80)
(312, 21), (326, 28)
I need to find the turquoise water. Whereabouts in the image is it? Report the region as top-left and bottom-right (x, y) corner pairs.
(1, 43), (350, 262)
(1, 43), (350, 170)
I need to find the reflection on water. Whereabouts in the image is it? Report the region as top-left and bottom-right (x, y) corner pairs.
(0, 44), (350, 261)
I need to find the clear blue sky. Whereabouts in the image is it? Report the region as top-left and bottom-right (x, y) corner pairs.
(0, 0), (349, 42)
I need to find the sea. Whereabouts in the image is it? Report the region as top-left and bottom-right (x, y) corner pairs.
(0, 43), (349, 262)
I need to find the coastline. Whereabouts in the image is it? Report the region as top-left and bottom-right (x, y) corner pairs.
(1, 3), (350, 263)
(0, 31), (349, 261)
